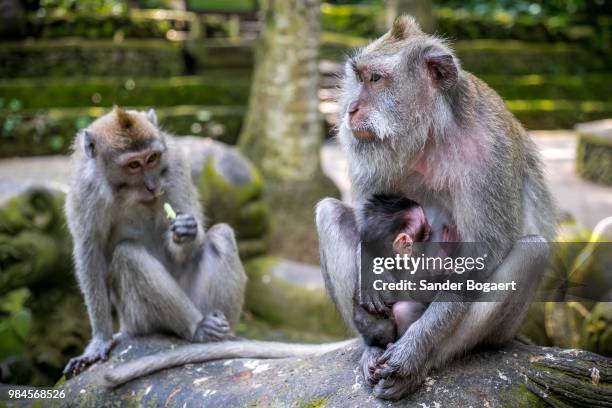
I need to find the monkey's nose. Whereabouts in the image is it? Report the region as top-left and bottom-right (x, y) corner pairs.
(348, 101), (359, 115)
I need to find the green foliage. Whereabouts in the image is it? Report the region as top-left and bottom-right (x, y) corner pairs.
(0, 105), (245, 157)
(34, 0), (127, 15)
(321, 3), (610, 53)
(320, 3), (382, 38)
(434, 0), (611, 20)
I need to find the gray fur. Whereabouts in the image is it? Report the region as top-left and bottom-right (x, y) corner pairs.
(319, 16), (557, 400)
(64, 109), (247, 376)
(65, 108), (349, 385)
(104, 339), (355, 386)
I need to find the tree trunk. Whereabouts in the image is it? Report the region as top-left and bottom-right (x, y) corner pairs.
(238, 0), (322, 182)
(237, 0), (338, 263)
(385, 0), (435, 33)
(57, 336), (612, 407)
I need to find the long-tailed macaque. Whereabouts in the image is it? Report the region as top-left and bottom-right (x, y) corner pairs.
(64, 107), (350, 386)
(317, 16), (556, 400)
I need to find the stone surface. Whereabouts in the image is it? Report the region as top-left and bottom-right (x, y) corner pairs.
(56, 335), (611, 407)
(576, 119), (612, 140)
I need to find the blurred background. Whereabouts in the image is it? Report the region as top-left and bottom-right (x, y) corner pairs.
(0, 0), (610, 387)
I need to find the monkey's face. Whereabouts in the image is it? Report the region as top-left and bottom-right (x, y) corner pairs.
(338, 29), (460, 174)
(106, 141), (168, 206)
(340, 53), (403, 143)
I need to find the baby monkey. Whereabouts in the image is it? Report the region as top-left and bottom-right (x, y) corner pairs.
(355, 195), (457, 384)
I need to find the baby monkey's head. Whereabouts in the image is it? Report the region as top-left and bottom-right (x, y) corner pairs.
(79, 107), (169, 206)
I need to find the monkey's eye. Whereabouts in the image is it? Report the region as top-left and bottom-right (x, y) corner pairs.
(127, 161), (141, 169)
(146, 153), (159, 165)
(370, 73), (381, 82)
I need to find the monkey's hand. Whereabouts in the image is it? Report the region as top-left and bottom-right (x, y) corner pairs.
(63, 336), (116, 378)
(360, 289), (392, 316)
(193, 310), (231, 342)
(170, 213), (198, 244)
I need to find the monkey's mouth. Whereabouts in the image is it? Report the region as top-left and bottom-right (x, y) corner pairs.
(139, 189), (164, 205)
(352, 129), (375, 141)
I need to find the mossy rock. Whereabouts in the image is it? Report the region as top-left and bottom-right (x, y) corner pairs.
(0, 186), (72, 294)
(244, 256), (348, 339)
(0, 185), (90, 386)
(582, 302), (612, 356)
(575, 120), (612, 185)
(57, 336), (612, 407)
(194, 138), (270, 258)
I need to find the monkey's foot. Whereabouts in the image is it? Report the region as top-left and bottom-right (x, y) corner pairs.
(360, 347), (384, 387)
(392, 233), (413, 255)
(63, 337), (116, 378)
(193, 310), (230, 342)
(373, 374), (424, 401)
(371, 343), (427, 399)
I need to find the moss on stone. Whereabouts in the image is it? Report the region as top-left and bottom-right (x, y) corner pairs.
(301, 397), (330, 408)
(504, 384), (549, 408)
(0, 39), (184, 78)
(480, 74), (612, 101)
(198, 154), (269, 257)
(582, 302), (612, 356)
(576, 131), (612, 185)
(0, 73), (251, 109)
(244, 256), (348, 338)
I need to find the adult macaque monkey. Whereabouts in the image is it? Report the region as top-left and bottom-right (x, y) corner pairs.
(64, 107), (245, 377)
(317, 16), (556, 400)
(65, 107), (350, 386)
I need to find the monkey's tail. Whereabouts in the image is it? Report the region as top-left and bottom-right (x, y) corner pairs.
(104, 339), (356, 387)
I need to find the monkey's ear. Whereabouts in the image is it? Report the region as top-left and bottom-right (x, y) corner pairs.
(146, 108), (158, 126)
(83, 130), (96, 158)
(425, 51), (458, 91)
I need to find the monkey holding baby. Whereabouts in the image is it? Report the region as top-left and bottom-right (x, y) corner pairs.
(63, 107), (351, 386)
(316, 16), (556, 400)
